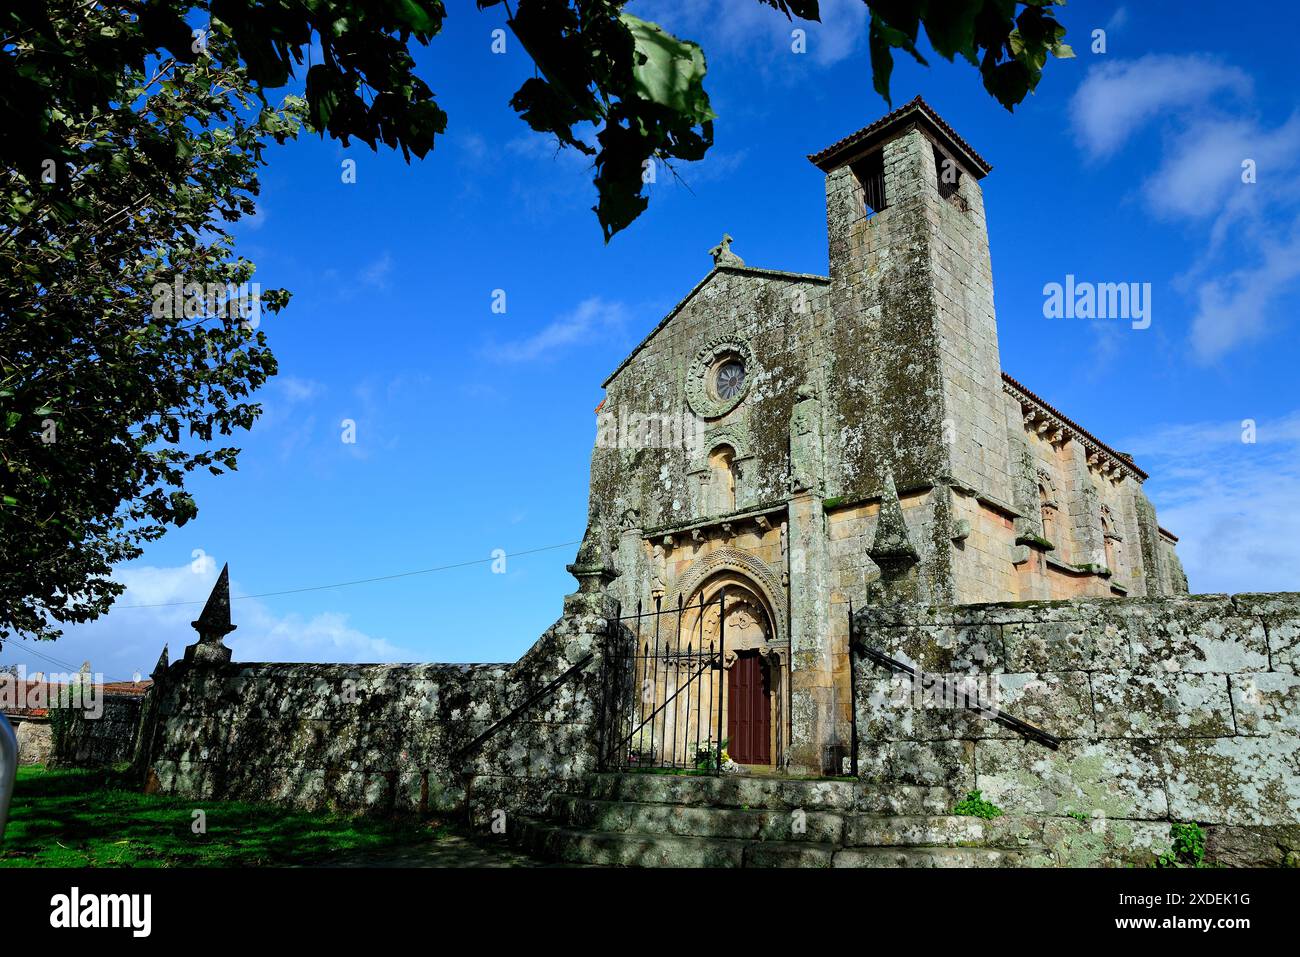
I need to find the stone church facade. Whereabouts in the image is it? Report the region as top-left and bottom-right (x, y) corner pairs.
(131, 100), (1300, 868)
(588, 98), (1188, 775)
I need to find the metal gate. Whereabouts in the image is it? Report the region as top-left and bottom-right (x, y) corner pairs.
(599, 588), (727, 772)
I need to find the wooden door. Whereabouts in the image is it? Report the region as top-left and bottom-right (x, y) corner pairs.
(727, 651), (770, 765)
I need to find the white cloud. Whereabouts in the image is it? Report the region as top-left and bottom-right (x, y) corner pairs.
(491, 297), (629, 363)
(1123, 412), (1300, 594)
(360, 251), (393, 290)
(1143, 113), (1300, 222)
(0, 563), (411, 682)
(631, 0), (866, 68)
(1188, 221), (1300, 361)
(1071, 56), (1300, 360)
(1070, 55), (1251, 159)
(505, 133), (593, 167)
(241, 203), (268, 231)
(276, 376), (324, 403)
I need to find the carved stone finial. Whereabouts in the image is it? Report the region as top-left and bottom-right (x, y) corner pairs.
(185, 563), (235, 666)
(868, 474), (919, 565)
(709, 233), (744, 267)
(151, 645), (170, 681)
(566, 527), (619, 595)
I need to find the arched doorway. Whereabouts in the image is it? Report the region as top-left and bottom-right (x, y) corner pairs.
(680, 573), (786, 769)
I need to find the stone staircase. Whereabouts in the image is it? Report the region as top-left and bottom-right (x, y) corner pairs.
(516, 772), (1051, 867)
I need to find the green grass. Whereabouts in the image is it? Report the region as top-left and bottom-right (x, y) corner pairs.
(0, 765), (445, 868)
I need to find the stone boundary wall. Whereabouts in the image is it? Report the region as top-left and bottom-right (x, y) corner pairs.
(12, 715), (52, 765)
(853, 593), (1300, 866)
(52, 693), (146, 767)
(141, 588), (615, 824)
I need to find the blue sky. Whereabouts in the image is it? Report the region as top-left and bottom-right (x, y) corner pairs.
(5, 0), (1299, 682)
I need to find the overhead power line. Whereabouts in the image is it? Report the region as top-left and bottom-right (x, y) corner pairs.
(115, 539), (585, 609)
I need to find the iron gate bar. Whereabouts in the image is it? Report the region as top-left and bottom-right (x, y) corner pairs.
(853, 640), (1060, 751)
(848, 599), (858, 777)
(608, 643), (719, 768)
(716, 587), (725, 772)
(603, 588), (727, 772)
(649, 596), (661, 766)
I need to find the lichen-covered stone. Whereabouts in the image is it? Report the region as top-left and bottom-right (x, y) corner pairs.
(1163, 735), (1300, 826)
(1090, 673), (1234, 738)
(142, 589), (616, 820)
(1229, 670), (1300, 736)
(1002, 617), (1130, 672)
(975, 739), (1168, 819)
(1126, 598), (1268, 673)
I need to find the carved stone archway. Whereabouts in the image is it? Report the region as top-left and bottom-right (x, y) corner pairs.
(668, 545), (787, 646)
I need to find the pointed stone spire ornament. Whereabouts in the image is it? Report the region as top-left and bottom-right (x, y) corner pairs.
(869, 474), (919, 565)
(868, 474), (922, 604)
(151, 645), (170, 682)
(184, 563), (235, 666)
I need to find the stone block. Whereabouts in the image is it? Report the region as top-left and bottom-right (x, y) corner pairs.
(1036, 817), (1172, 868)
(1229, 671), (1300, 736)
(869, 622), (1005, 673)
(1163, 735), (1300, 826)
(975, 738), (1168, 819)
(1126, 598), (1268, 673)
(1090, 673), (1234, 738)
(858, 669), (1092, 741)
(1002, 617), (1130, 672)
(857, 739), (976, 791)
(1233, 593), (1300, 675)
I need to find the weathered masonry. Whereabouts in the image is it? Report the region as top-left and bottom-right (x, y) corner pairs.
(589, 97), (1188, 776)
(135, 100), (1296, 867)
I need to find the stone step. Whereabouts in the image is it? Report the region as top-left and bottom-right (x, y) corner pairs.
(832, 846), (1047, 868)
(576, 772), (857, 811)
(519, 819), (748, 868)
(857, 784), (960, 816)
(844, 814), (988, 847)
(575, 772), (957, 816)
(551, 794), (846, 842)
(517, 819), (1047, 868)
(552, 794), (995, 847)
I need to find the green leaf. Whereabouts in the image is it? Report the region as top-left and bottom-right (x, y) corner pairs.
(620, 14), (716, 123)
